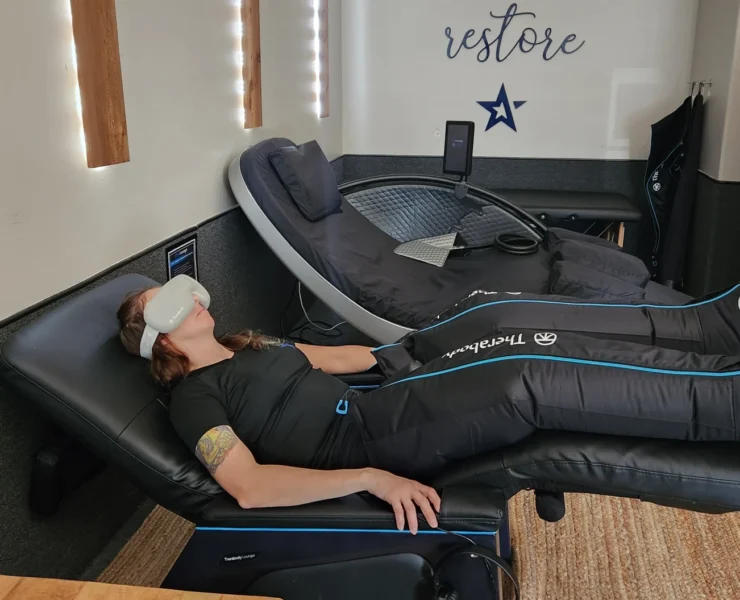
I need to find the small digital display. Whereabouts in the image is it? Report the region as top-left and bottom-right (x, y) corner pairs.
(166, 235), (198, 281)
(443, 121), (475, 176)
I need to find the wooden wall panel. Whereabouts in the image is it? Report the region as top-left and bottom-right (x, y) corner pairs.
(318, 0), (330, 118)
(70, 0), (130, 168)
(242, 0), (263, 128)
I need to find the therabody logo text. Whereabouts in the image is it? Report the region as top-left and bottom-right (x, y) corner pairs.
(444, 334), (525, 359)
(443, 331), (558, 359)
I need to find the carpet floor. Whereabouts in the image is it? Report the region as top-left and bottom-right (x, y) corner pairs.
(96, 493), (740, 599)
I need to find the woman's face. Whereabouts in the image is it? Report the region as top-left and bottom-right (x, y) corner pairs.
(142, 287), (216, 348)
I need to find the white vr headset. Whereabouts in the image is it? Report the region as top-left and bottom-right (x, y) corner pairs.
(140, 275), (211, 360)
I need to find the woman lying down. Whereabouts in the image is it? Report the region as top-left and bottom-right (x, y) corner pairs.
(118, 276), (740, 534)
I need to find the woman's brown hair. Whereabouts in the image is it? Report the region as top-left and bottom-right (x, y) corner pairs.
(117, 288), (281, 388)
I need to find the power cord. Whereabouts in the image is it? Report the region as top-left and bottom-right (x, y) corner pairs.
(280, 281), (347, 344)
(298, 282), (346, 333)
(279, 282), (299, 340)
(433, 527), (498, 599)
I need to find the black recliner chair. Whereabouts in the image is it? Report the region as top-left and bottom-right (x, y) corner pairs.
(3, 274), (740, 599)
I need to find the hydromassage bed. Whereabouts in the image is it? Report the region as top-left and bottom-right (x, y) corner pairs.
(227, 138), (690, 344)
(3, 275), (740, 600)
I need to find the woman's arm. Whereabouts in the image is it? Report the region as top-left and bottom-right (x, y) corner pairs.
(295, 343), (377, 375)
(196, 426), (440, 534)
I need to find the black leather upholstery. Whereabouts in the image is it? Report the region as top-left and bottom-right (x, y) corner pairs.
(2, 274), (739, 537)
(0, 275), (502, 531)
(0, 275), (223, 518)
(433, 432), (740, 513)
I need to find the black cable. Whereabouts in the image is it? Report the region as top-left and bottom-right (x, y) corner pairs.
(283, 282), (346, 344)
(287, 317), (344, 342)
(434, 527), (498, 597)
(288, 321), (344, 344)
(453, 233), (539, 256)
(297, 283), (346, 333)
(493, 233), (539, 255)
(281, 281), (345, 343)
(279, 281), (299, 340)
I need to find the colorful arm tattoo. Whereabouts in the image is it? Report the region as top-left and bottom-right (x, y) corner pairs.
(195, 425), (238, 475)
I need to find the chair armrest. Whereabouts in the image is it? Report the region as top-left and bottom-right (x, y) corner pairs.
(195, 486), (505, 532)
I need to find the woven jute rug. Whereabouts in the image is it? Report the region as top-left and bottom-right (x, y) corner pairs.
(97, 493), (740, 599)
(96, 505), (195, 588)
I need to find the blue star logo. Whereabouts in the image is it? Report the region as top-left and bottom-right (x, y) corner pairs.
(478, 84), (527, 132)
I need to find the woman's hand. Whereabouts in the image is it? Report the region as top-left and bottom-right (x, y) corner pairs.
(363, 468), (441, 534)
(194, 430), (439, 524)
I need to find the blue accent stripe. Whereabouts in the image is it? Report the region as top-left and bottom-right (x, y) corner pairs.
(350, 385), (381, 390)
(170, 253), (193, 267)
(385, 354), (740, 388)
(372, 284), (740, 353)
(196, 527), (495, 536)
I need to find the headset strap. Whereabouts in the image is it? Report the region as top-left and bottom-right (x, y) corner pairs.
(139, 324), (159, 360)
(434, 543), (520, 600)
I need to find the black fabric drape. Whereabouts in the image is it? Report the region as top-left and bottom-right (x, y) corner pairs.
(660, 94), (705, 287)
(644, 97), (693, 279)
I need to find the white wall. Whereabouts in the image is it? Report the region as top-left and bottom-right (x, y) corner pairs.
(343, 0), (698, 160)
(0, 0), (342, 320)
(690, 0), (740, 180)
(719, 10), (740, 181)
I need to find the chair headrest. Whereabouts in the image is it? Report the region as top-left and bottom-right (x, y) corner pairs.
(0, 275), (223, 518)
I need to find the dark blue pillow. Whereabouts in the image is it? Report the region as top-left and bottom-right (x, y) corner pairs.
(268, 141), (342, 222)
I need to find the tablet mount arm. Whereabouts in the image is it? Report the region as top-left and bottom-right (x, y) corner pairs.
(454, 175), (484, 215)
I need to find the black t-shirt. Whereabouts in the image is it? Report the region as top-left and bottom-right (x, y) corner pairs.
(169, 344), (369, 470)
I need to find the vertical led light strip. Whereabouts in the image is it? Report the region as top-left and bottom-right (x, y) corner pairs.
(314, 0), (329, 118)
(313, 0), (322, 117)
(69, 26), (87, 160)
(241, 0), (263, 129)
(69, 0), (130, 168)
(66, 0), (88, 160)
(235, 0), (245, 126)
